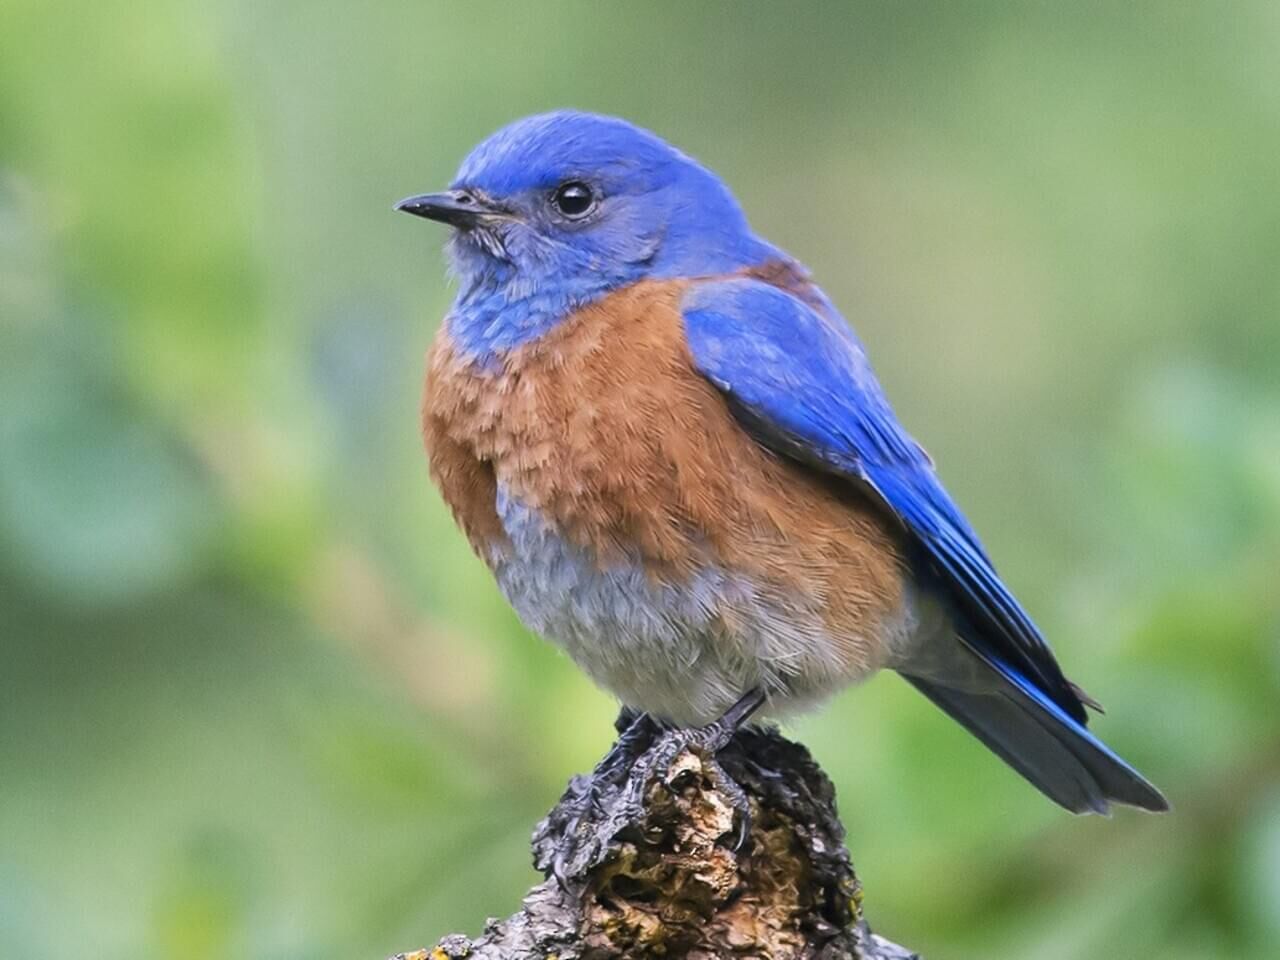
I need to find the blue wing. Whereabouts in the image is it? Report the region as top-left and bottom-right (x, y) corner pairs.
(680, 276), (1085, 724)
(681, 276), (1168, 814)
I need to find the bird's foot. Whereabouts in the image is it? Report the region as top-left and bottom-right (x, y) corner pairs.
(533, 708), (659, 884)
(533, 689), (767, 887)
(617, 718), (756, 850)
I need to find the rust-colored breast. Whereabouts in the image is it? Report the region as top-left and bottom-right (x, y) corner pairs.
(422, 333), (506, 555)
(422, 274), (909, 669)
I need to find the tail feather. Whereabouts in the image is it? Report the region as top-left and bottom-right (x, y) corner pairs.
(902, 656), (1168, 814)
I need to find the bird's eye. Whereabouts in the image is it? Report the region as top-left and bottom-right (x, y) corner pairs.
(551, 181), (596, 219)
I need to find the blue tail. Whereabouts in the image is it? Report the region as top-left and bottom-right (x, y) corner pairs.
(902, 655), (1168, 814)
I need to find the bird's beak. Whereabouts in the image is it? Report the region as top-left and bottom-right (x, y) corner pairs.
(394, 190), (493, 228)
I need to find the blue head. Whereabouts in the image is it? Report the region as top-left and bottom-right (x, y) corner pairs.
(397, 111), (778, 359)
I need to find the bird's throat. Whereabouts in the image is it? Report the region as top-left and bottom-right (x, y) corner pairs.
(447, 266), (644, 363)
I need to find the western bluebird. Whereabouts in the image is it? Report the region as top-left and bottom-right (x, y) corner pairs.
(397, 111), (1167, 828)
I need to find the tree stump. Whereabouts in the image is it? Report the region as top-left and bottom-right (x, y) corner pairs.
(390, 726), (919, 959)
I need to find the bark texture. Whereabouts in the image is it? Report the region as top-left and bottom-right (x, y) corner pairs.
(390, 726), (919, 959)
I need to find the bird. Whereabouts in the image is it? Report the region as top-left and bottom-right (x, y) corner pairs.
(397, 110), (1168, 829)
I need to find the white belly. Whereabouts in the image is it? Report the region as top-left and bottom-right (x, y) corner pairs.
(488, 488), (906, 726)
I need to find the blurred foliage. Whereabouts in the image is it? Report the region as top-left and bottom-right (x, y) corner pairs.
(1, 2), (1277, 958)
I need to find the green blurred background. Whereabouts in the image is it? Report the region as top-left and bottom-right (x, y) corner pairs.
(2, 2), (1277, 958)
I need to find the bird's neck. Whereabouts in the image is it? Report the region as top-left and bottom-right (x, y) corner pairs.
(446, 231), (785, 363)
(446, 262), (647, 362)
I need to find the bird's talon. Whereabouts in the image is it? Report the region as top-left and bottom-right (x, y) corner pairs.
(538, 692), (767, 884)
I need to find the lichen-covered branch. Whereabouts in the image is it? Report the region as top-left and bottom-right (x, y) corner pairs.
(391, 727), (919, 959)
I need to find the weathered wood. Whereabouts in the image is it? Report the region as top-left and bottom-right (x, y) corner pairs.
(392, 726), (919, 959)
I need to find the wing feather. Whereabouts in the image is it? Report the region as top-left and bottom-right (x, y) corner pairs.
(681, 276), (1087, 724)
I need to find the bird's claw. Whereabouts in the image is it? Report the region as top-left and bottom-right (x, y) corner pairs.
(630, 722), (755, 850)
(537, 690), (766, 887)
(535, 710), (658, 887)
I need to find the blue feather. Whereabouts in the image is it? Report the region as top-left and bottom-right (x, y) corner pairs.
(905, 652), (1168, 813)
(682, 277), (1084, 722)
